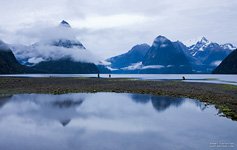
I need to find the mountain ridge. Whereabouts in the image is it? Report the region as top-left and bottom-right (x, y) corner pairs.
(107, 36), (235, 74)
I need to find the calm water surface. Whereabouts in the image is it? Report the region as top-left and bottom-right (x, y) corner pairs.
(1, 74), (237, 85)
(0, 93), (236, 150)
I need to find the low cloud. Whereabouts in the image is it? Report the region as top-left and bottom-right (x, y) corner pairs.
(211, 60), (222, 67)
(121, 62), (165, 70)
(9, 23), (100, 64)
(12, 44), (99, 64)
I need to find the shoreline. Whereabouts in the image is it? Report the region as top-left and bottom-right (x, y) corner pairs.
(0, 77), (236, 121)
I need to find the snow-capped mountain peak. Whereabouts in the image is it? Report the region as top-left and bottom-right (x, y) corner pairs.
(184, 36), (210, 47)
(195, 37), (211, 48)
(188, 37), (212, 56)
(221, 43), (236, 51)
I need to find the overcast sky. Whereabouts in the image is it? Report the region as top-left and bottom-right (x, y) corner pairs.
(0, 0), (237, 59)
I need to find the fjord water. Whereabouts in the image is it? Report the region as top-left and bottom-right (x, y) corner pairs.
(1, 74), (237, 85)
(0, 93), (236, 150)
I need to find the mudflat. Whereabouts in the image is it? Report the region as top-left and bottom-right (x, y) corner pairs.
(0, 77), (236, 120)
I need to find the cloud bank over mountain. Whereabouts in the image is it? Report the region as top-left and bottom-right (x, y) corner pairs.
(0, 0), (236, 58)
(12, 44), (98, 65)
(9, 21), (99, 65)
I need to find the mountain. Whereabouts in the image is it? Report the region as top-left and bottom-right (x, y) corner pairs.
(50, 39), (85, 49)
(213, 49), (237, 74)
(105, 36), (235, 74)
(107, 44), (150, 69)
(221, 43), (236, 51)
(142, 36), (190, 66)
(188, 37), (211, 56)
(187, 37), (234, 73)
(32, 20), (85, 50)
(141, 36), (193, 73)
(173, 41), (202, 66)
(0, 40), (32, 74)
(11, 20), (99, 74)
(48, 20), (85, 49)
(32, 58), (99, 74)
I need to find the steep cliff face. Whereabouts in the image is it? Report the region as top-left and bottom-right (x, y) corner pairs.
(213, 50), (237, 74)
(0, 40), (30, 74)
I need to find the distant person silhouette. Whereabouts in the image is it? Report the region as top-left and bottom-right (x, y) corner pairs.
(109, 74), (111, 78)
(97, 73), (100, 78)
(182, 76), (186, 80)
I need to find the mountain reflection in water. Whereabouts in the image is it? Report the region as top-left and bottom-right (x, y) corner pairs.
(0, 93), (207, 127)
(130, 94), (206, 112)
(0, 93), (236, 150)
(0, 94), (85, 127)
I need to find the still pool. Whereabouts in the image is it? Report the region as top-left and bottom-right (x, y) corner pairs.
(0, 93), (236, 150)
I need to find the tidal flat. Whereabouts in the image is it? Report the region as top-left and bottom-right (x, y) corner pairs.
(0, 77), (236, 120)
